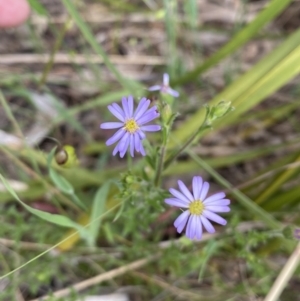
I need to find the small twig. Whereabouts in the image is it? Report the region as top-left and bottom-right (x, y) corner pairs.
(0, 238), (52, 251)
(29, 255), (159, 301)
(132, 271), (201, 300)
(158, 221), (265, 249)
(0, 53), (165, 66)
(264, 242), (300, 301)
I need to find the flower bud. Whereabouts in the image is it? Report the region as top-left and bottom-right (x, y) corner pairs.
(282, 226), (300, 240)
(213, 101), (233, 118)
(161, 104), (172, 123)
(55, 145), (78, 168)
(206, 101), (234, 125)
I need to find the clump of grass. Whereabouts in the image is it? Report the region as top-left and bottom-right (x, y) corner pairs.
(0, 0), (300, 300)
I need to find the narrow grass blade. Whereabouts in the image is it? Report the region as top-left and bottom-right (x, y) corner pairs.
(89, 182), (111, 246)
(61, 0), (132, 91)
(172, 0), (293, 86)
(171, 28), (300, 145)
(255, 153), (300, 204)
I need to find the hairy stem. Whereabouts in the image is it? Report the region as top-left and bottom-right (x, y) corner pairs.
(164, 124), (209, 170)
(154, 145), (166, 187)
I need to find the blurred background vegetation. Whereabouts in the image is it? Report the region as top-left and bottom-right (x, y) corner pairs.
(1, 0), (300, 300)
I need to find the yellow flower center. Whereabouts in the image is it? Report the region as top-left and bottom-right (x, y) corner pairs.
(124, 118), (139, 133)
(189, 200), (204, 215)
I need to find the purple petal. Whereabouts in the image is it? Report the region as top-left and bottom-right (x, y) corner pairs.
(200, 216), (215, 233)
(130, 134), (134, 157)
(178, 180), (194, 201)
(106, 128), (126, 146)
(174, 210), (190, 233)
(192, 176), (203, 200)
(122, 97), (130, 119)
(169, 188), (190, 204)
(100, 122), (123, 129)
(203, 210), (227, 226)
(136, 107), (159, 125)
(203, 192), (226, 205)
(194, 216), (203, 240)
(112, 103), (125, 116)
(205, 199), (230, 206)
(140, 125), (161, 132)
(139, 141), (146, 156)
(127, 95), (134, 117)
(165, 198), (189, 208)
(186, 215), (197, 240)
(200, 182), (210, 201)
(163, 73), (169, 86)
(120, 142), (130, 158)
(112, 132), (129, 156)
(205, 205), (230, 213)
(166, 87), (179, 97)
(134, 133), (140, 152)
(136, 105), (157, 116)
(134, 98), (150, 120)
(108, 104), (125, 122)
(112, 143), (120, 156)
(118, 132), (130, 158)
(148, 85), (161, 91)
(137, 129), (146, 140)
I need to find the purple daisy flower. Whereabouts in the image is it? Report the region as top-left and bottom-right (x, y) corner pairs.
(165, 176), (230, 240)
(100, 96), (161, 158)
(148, 73), (179, 97)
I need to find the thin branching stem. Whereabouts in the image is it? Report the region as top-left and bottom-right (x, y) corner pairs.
(154, 145), (166, 187)
(164, 124), (210, 170)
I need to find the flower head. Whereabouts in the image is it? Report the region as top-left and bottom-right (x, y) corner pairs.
(165, 176), (230, 240)
(148, 73), (179, 97)
(100, 96), (161, 158)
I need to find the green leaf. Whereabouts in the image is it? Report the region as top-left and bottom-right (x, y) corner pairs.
(47, 147), (86, 210)
(0, 173), (87, 235)
(89, 182), (111, 246)
(27, 0), (48, 15)
(49, 168), (74, 195)
(47, 146), (57, 167)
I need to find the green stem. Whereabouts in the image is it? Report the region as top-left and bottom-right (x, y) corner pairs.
(154, 145), (166, 187)
(188, 151), (281, 229)
(38, 18), (72, 89)
(0, 89), (42, 175)
(164, 124), (210, 169)
(0, 90), (23, 138)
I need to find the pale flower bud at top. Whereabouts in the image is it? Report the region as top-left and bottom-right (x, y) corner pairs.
(161, 103), (172, 124)
(206, 101), (234, 125)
